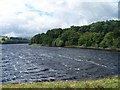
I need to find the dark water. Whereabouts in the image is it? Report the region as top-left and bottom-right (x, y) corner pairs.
(1, 44), (119, 84)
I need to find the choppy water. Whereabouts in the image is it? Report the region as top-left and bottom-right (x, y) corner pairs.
(1, 44), (119, 84)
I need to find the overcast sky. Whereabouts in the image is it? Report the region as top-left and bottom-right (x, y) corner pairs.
(0, 0), (119, 37)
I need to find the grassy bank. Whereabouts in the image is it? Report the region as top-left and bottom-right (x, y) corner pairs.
(1, 76), (119, 89)
(31, 44), (42, 46)
(0, 36), (29, 44)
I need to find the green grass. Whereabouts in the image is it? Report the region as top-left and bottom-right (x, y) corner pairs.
(1, 76), (119, 89)
(0, 36), (3, 42)
(0, 37), (2, 40)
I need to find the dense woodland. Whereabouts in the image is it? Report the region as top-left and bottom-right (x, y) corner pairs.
(30, 20), (120, 49)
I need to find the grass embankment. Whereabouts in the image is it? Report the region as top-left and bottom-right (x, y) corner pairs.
(0, 36), (9, 43)
(31, 44), (42, 46)
(1, 76), (119, 89)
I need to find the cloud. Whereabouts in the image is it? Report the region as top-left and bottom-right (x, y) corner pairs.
(25, 4), (53, 16)
(0, 0), (119, 37)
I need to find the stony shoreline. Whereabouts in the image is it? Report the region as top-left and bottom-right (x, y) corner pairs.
(65, 46), (120, 52)
(31, 44), (120, 52)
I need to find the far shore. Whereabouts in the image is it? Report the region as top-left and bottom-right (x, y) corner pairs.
(65, 46), (120, 52)
(31, 44), (120, 52)
(0, 43), (28, 44)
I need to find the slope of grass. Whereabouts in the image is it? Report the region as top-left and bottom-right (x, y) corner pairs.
(0, 36), (29, 44)
(0, 36), (2, 41)
(0, 36), (9, 43)
(1, 76), (119, 89)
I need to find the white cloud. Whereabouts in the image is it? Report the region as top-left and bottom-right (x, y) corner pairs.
(0, 0), (119, 37)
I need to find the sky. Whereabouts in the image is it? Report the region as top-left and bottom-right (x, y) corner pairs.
(0, 0), (119, 37)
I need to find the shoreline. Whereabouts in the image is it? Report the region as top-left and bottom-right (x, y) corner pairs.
(1, 43), (28, 44)
(1, 76), (118, 88)
(65, 46), (120, 52)
(31, 44), (120, 52)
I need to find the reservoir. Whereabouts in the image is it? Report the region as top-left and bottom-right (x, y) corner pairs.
(1, 44), (119, 84)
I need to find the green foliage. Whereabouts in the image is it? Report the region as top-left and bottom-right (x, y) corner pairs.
(30, 20), (120, 49)
(78, 32), (92, 47)
(61, 30), (79, 46)
(91, 32), (103, 47)
(100, 32), (114, 48)
(53, 38), (64, 47)
(113, 37), (120, 48)
(46, 28), (63, 38)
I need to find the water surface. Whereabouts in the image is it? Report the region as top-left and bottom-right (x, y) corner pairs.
(1, 44), (119, 84)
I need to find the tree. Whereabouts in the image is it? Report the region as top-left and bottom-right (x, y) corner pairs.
(30, 20), (120, 49)
(47, 28), (63, 38)
(90, 22), (104, 32)
(100, 32), (114, 48)
(55, 38), (64, 47)
(61, 30), (79, 45)
(113, 37), (120, 48)
(78, 32), (93, 47)
(91, 32), (103, 47)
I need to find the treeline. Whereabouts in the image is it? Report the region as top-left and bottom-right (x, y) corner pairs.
(0, 36), (29, 44)
(30, 20), (120, 48)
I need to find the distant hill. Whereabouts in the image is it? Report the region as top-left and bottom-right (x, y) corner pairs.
(0, 36), (29, 44)
(30, 20), (120, 49)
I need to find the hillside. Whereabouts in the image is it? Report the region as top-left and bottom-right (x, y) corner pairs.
(0, 36), (29, 44)
(30, 20), (120, 49)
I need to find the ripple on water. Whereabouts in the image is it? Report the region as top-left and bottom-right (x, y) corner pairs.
(40, 54), (53, 58)
(10, 52), (15, 56)
(3, 60), (10, 64)
(18, 56), (25, 59)
(27, 67), (38, 71)
(23, 68), (49, 74)
(2, 44), (118, 84)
